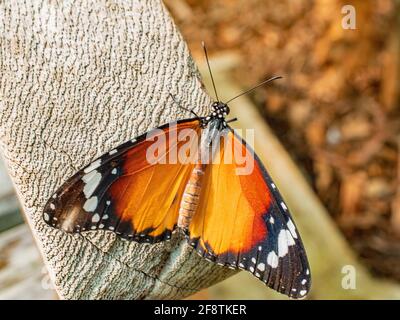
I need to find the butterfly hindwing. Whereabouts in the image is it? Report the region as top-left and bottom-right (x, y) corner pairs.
(43, 119), (201, 243)
(188, 128), (311, 298)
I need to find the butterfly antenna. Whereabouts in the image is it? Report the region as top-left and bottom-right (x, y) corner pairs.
(202, 41), (219, 102)
(225, 76), (282, 104)
(168, 93), (200, 118)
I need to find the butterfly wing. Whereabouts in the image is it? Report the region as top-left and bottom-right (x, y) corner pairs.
(43, 119), (201, 243)
(188, 128), (311, 298)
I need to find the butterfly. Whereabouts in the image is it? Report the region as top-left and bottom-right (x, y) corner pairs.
(43, 43), (311, 299)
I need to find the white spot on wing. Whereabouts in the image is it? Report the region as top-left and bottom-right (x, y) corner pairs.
(271, 183), (276, 189)
(84, 159), (102, 173)
(280, 202), (288, 211)
(111, 168), (117, 175)
(267, 251), (278, 268)
(92, 213), (100, 223)
(102, 214), (109, 220)
(251, 258), (256, 263)
(286, 229), (295, 246)
(278, 229), (289, 257)
(301, 279), (307, 285)
(109, 149), (117, 155)
(300, 290), (307, 296)
(83, 196), (98, 212)
(306, 269), (310, 275)
(44, 212), (50, 222)
(269, 216), (275, 224)
(249, 266), (254, 272)
(82, 170), (97, 183)
(82, 170), (102, 198)
(49, 203), (55, 210)
(287, 219), (298, 239)
(257, 263), (265, 272)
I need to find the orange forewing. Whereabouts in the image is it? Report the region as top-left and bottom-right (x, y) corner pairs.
(107, 120), (201, 238)
(44, 119), (200, 242)
(189, 130), (271, 255)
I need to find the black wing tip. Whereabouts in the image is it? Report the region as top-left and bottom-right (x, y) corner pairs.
(272, 268), (312, 299)
(187, 238), (312, 299)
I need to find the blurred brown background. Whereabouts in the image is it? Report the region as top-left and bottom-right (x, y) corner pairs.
(166, 0), (400, 283)
(1, 0), (400, 299)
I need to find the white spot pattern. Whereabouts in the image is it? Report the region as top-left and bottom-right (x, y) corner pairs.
(287, 219), (298, 239)
(286, 230), (295, 246)
(83, 196), (98, 212)
(267, 251), (279, 268)
(82, 170), (102, 198)
(278, 229), (289, 257)
(84, 159), (102, 173)
(92, 214), (100, 223)
(257, 263), (265, 272)
(269, 216), (275, 224)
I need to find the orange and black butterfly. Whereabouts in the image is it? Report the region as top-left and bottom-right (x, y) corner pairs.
(43, 44), (311, 299)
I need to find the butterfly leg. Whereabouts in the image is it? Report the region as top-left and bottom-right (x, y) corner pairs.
(226, 117), (238, 124)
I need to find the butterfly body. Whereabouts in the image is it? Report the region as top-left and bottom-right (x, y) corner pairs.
(177, 105), (229, 231)
(43, 99), (311, 299)
(177, 161), (205, 230)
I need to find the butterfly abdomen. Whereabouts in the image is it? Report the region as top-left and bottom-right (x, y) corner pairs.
(177, 162), (206, 230)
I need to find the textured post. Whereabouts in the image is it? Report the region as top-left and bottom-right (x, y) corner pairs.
(0, 0), (236, 299)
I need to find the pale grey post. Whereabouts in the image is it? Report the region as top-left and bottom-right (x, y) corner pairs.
(0, 0), (236, 299)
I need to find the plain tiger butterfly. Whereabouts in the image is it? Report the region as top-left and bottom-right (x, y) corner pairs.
(43, 43), (311, 299)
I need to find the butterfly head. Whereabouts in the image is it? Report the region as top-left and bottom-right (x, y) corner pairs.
(211, 101), (230, 117)
(202, 101), (231, 129)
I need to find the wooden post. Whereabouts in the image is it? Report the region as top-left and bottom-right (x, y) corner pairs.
(0, 0), (236, 299)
